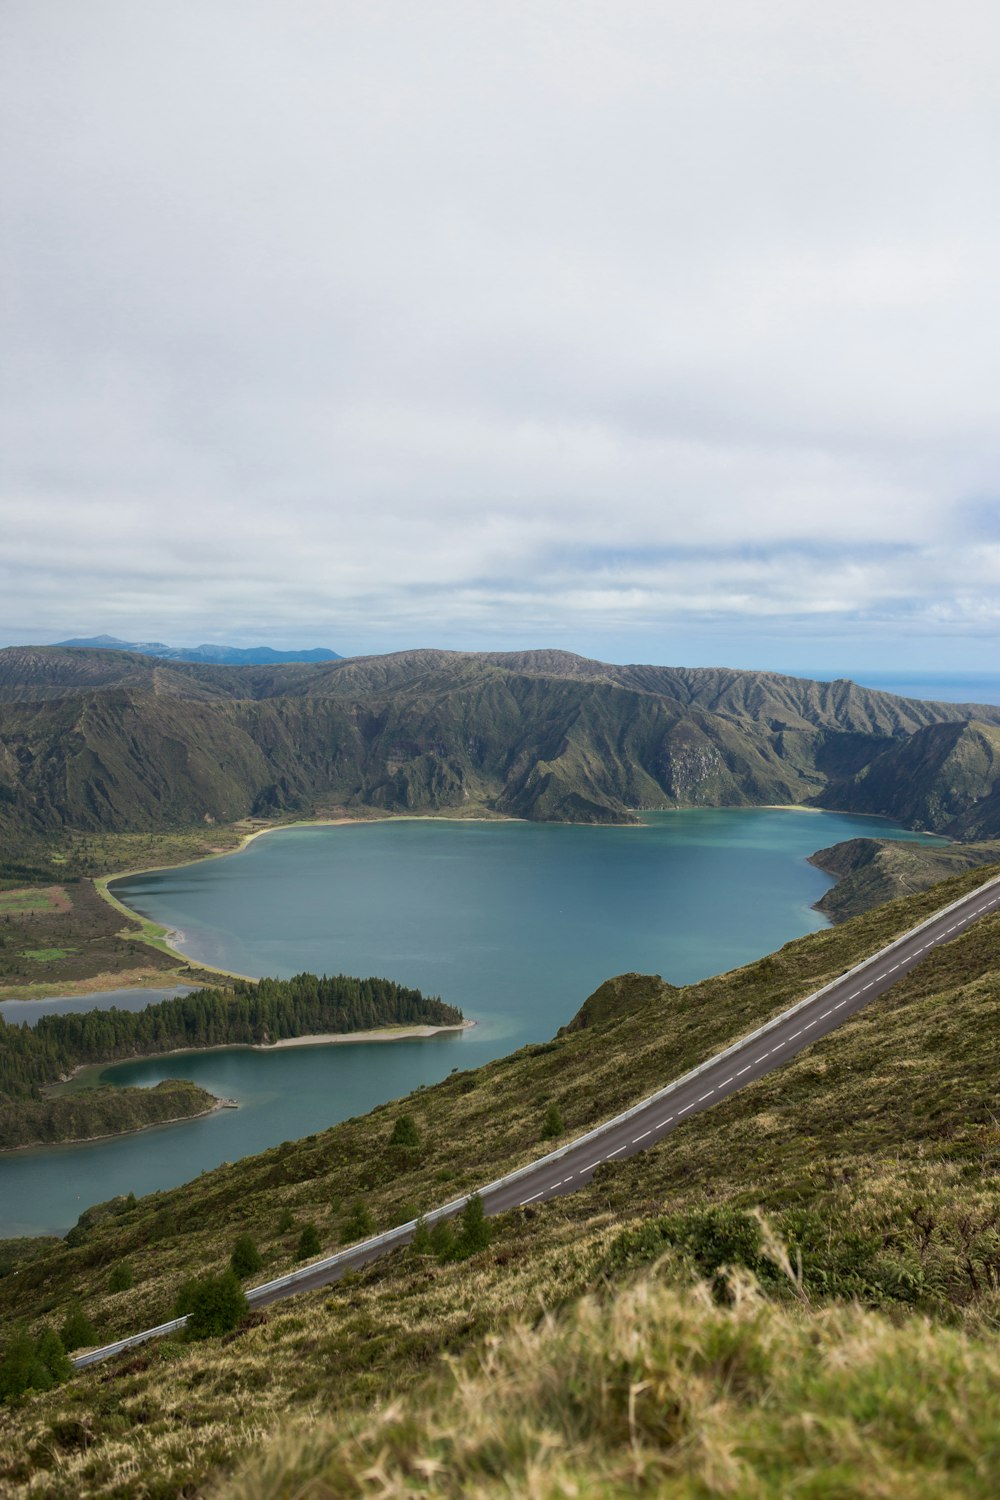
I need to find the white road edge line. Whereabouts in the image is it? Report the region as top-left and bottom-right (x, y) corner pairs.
(72, 872), (1000, 1372)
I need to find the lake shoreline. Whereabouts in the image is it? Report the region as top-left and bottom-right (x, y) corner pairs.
(0, 1092), (240, 1156)
(100, 803), (937, 957)
(52, 1018), (477, 1094)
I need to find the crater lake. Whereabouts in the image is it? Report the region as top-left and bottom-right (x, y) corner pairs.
(1, 809), (940, 1234)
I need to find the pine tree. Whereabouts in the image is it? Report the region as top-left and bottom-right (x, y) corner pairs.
(59, 1305), (97, 1352)
(230, 1234), (263, 1278)
(541, 1101), (564, 1140)
(296, 1223), (322, 1261)
(341, 1200), (375, 1243)
(389, 1114), (421, 1149)
(455, 1194), (491, 1258)
(183, 1271), (248, 1340)
(430, 1219), (455, 1261)
(35, 1327), (72, 1383)
(108, 1263), (133, 1293)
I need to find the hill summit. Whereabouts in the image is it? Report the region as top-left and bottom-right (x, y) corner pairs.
(52, 636), (342, 666)
(2, 645), (1000, 837)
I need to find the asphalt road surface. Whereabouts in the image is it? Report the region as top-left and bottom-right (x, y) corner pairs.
(74, 871), (1000, 1369)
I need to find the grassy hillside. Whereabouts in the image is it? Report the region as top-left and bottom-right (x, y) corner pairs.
(4, 646), (1000, 837)
(811, 835), (1000, 920)
(224, 1280), (1000, 1499)
(1, 863), (998, 1495)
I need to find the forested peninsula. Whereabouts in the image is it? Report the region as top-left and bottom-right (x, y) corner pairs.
(0, 974), (463, 1149)
(0, 1079), (221, 1152)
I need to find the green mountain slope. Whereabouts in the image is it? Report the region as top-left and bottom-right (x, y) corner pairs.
(1, 865), (998, 1495)
(4, 647), (1000, 837)
(810, 834), (1000, 920)
(818, 719), (1000, 834)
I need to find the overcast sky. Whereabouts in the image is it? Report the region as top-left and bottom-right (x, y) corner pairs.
(2, 2), (999, 671)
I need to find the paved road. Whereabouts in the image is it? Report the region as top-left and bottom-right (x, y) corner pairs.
(74, 871), (1000, 1368)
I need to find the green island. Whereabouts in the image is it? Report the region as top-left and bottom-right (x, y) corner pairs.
(0, 975), (463, 1150)
(0, 863), (997, 1495)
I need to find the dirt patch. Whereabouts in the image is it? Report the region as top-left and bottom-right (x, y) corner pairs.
(0, 884), (73, 916)
(0, 878), (188, 997)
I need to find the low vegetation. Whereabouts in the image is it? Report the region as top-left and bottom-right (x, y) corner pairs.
(225, 1272), (1000, 1500)
(0, 862), (997, 1495)
(0, 1079), (219, 1151)
(811, 833), (1000, 920)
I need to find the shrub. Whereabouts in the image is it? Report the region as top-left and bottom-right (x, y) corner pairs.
(0, 1325), (72, 1402)
(411, 1217), (433, 1255)
(0, 1332), (46, 1401)
(276, 1207), (295, 1234)
(540, 1102), (564, 1140)
(606, 1207), (765, 1297)
(36, 1327), (72, 1383)
(180, 1271), (248, 1340)
(108, 1263), (133, 1293)
(59, 1306), (97, 1353)
(389, 1114), (421, 1149)
(296, 1224), (322, 1261)
(230, 1234), (263, 1279)
(341, 1201), (375, 1243)
(455, 1194), (491, 1259)
(430, 1219), (455, 1260)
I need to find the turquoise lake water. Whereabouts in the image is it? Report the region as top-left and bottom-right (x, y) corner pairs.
(0, 809), (939, 1235)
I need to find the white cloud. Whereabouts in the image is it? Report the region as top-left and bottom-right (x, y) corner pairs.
(1, 1), (998, 660)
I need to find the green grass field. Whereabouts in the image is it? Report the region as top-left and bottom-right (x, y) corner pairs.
(0, 891), (58, 914)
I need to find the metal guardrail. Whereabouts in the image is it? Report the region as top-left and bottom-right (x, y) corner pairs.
(73, 869), (1000, 1370)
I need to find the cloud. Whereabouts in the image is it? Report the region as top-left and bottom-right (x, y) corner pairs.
(1, 2), (998, 661)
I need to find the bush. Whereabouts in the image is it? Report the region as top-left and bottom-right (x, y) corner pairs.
(411, 1217), (433, 1255)
(341, 1201), (375, 1243)
(296, 1224), (322, 1261)
(230, 1234), (263, 1279)
(179, 1271), (248, 1340)
(59, 1306), (97, 1353)
(0, 1326), (72, 1402)
(455, 1194), (491, 1259)
(108, 1263), (133, 1293)
(606, 1207), (765, 1296)
(276, 1207), (295, 1234)
(429, 1220), (455, 1260)
(389, 1114), (421, 1149)
(36, 1327), (72, 1382)
(540, 1102), (564, 1140)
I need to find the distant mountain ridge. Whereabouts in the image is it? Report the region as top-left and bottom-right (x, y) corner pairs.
(54, 635), (342, 666)
(2, 644), (1000, 838)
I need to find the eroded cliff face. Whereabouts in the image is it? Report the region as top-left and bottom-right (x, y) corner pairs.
(2, 646), (1000, 835)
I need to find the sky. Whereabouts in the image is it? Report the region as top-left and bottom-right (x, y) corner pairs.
(2, 1), (999, 672)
